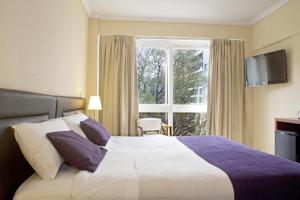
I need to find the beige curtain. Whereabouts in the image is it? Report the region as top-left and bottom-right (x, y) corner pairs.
(99, 35), (139, 136)
(206, 39), (245, 143)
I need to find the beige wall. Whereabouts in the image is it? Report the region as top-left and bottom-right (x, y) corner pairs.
(86, 19), (99, 117)
(97, 20), (252, 55)
(252, 0), (300, 51)
(251, 0), (300, 153)
(0, 0), (89, 97)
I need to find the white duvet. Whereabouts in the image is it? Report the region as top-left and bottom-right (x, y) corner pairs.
(14, 135), (234, 200)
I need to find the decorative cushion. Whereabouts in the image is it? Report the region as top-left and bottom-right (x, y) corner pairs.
(62, 113), (88, 138)
(47, 130), (107, 172)
(14, 118), (69, 179)
(80, 118), (111, 146)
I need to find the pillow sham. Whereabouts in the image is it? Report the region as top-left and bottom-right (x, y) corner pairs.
(80, 118), (111, 146)
(62, 113), (88, 138)
(47, 130), (107, 172)
(14, 118), (69, 179)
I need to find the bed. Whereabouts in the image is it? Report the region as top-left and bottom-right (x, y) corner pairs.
(1, 89), (300, 200)
(13, 135), (234, 200)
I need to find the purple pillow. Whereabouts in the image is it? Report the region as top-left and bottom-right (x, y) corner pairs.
(47, 130), (107, 172)
(80, 118), (111, 146)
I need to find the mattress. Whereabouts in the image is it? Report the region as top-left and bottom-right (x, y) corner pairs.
(14, 135), (234, 200)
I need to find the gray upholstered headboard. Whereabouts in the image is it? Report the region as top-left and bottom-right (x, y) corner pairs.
(0, 88), (85, 200)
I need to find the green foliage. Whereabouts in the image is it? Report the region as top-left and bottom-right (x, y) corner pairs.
(173, 113), (207, 136)
(173, 49), (207, 104)
(137, 48), (166, 104)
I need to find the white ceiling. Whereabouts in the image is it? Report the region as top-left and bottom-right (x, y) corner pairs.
(82, 0), (289, 25)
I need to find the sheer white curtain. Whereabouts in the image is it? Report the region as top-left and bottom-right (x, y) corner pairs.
(207, 39), (245, 143)
(99, 35), (139, 136)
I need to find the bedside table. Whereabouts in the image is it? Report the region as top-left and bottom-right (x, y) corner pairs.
(162, 124), (173, 136)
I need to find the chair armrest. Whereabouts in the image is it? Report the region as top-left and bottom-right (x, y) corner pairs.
(137, 126), (144, 136)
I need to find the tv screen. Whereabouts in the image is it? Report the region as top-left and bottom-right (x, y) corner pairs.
(245, 49), (287, 87)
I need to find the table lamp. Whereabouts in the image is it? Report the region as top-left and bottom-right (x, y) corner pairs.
(88, 96), (102, 120)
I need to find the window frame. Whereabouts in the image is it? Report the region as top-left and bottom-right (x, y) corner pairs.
(137, 38), (210, 127)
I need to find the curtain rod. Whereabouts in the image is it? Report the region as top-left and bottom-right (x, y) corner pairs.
(136, 36), (211, 40)
(97, 35), (244, 41)
(135, 36), (244, 41)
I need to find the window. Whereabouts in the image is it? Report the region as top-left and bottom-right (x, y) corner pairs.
(137, 48), (167, 104)
(173, 49), (208, 105)
(137, 39), (210, 136)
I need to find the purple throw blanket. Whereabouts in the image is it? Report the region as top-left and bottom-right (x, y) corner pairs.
(177, 136), (300, 200)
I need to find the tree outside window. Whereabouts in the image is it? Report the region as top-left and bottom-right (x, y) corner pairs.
(137, 39), (209, 136)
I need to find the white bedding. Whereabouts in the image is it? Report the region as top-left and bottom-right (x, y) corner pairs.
(14, 135), (234, 200)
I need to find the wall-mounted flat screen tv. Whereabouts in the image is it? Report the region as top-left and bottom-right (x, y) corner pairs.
(245, 49), (287, 87)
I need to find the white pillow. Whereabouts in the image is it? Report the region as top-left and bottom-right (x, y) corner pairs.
(62, 113), (88, 138)
(14, 118), (69, 180)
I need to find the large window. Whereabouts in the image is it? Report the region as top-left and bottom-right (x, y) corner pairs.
(137, 39), (209, 136)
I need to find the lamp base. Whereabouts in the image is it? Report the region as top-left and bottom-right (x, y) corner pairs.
(93, 111), (96, 120)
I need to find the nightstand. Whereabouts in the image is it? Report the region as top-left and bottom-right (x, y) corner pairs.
(162, 124), (173, 136)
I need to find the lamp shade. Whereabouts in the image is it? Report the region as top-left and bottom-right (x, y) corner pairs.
(88, 96), (102, 110)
